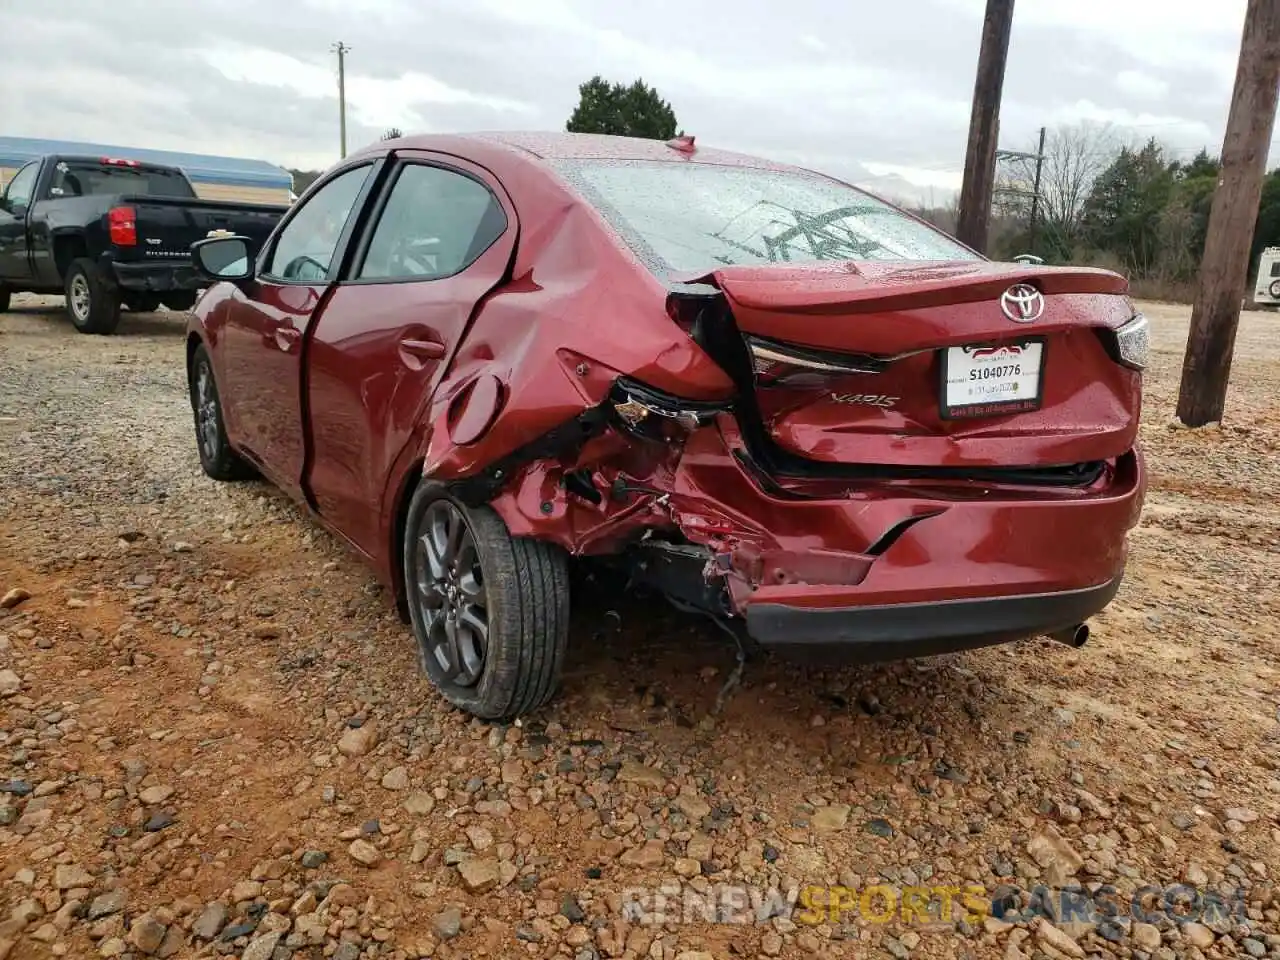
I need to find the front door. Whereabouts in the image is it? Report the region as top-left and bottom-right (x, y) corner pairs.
(304, 153), (517, 556)
(217, 162), (377, 498)
(0, 162), (38, 284)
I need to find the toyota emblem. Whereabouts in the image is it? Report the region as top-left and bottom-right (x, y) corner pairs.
(1000, 284), (1045, 323)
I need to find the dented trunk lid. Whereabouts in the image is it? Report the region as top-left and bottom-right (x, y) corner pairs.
(698, 260), (1140, 471)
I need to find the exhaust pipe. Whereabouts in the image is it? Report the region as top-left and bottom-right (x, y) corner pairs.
(1046, 623), (1090, 648)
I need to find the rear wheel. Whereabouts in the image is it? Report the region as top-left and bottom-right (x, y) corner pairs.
(188, 344), (256, 481)
(403, 484), (569, 720)
(64, 258), (121, 334)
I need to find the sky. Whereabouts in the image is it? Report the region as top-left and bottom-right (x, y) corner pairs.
(0, 0), (1255, 205)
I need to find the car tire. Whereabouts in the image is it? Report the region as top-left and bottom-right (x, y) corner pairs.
(1269, 280), (1280, 300)
(65, 258), (121, 334)
(0, 285), (10, 314)
(403, 482), (570, 720)
(188, 343), (256, 481)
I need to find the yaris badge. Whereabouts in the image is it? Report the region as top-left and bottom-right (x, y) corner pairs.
(1000, 284), (1045, 323)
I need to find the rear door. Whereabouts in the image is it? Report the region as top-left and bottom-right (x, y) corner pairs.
(303, 152), (516, 556)
(216, 161), (380, 496)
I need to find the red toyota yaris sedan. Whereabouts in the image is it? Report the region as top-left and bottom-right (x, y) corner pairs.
(185, 132), (1146, 719)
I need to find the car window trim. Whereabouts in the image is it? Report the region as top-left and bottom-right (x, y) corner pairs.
(342, 154), (511, 287)
(256, 157), (387, 286)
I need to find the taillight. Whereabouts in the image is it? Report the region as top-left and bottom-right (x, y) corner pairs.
(1097, 313), (1149, 372)
(1111, 313), (1149, 371)
(743, 334), (888, 383)
(108, 206), (137, 246)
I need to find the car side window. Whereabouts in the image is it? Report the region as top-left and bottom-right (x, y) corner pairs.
(3, 162), (38, 211)
(357, 164), (507, 281)
(264, 165), (372, 283)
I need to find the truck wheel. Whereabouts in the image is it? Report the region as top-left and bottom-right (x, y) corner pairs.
(65, 259), (121, 335)
(188, 343), (256, 481)
(403, 483), (570, 720)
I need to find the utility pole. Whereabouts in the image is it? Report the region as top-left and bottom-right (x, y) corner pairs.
(332, 41), (350, 159)
(1177, 0), (1280, 426)
(1028, 125), (1047, 254)
(956, 0), (1015, 254)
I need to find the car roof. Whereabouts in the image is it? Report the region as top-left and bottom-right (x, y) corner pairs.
(376, 131), (802, 173)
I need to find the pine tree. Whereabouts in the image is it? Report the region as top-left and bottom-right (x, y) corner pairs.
(566, 76), (679, 140)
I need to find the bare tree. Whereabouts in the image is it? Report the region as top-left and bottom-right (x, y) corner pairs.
(997, 121), (1119, 254)
(1041, 122), (1119, 235)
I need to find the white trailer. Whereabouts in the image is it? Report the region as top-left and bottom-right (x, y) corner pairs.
(1253, 246), (1280, 305)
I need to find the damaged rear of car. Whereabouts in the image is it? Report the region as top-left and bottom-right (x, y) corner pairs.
(412, 136), (1146, 714)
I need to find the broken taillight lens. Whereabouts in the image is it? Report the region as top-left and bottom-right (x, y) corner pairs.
(609, 377), (731, 438)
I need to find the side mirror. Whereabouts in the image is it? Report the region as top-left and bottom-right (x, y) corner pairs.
(191, 236), (253, 283)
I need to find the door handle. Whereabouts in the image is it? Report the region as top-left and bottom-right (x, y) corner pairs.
(399, 337), (445, 359)
(274, 326), (302, 352)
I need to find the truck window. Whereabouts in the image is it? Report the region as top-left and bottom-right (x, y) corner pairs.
(3, 162), (39, 210)
(46, 161), (195, 200)
(1270, 261), (1280, 278)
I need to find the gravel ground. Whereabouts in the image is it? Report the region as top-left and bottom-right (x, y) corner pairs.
(0, 293), (1278, 960)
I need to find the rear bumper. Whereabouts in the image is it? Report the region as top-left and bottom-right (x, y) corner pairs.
(744, 576), (1121, 656)
(110, 260), (200, 291)
(674, 430), (1145, 657)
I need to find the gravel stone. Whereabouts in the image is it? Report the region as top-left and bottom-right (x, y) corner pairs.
(1, 299), (1278, 960)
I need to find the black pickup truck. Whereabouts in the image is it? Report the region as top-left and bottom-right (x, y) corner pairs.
(0, 154), (287, 333)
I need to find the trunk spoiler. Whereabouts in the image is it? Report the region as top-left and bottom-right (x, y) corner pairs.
(670, 261), (1129, 316)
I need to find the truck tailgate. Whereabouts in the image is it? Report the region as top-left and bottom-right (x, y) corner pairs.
(111, 195), (286, 264)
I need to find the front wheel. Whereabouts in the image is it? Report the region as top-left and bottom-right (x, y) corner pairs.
(188, 344), (256, 481)
(64, 259), (121, 334)
(403, 484), (570, 720)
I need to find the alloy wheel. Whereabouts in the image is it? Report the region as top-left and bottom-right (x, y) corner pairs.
(69, 273), (91, 323)
(413, 500), (489, 687)
(195, 364), (220, 459)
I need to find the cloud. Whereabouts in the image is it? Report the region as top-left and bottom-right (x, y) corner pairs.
(1115, 71), (1171, 102)
(0, 0), (1258, 192)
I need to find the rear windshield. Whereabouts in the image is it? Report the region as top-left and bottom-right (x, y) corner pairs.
(551, 158), (978, 275)
(46, 161), (195, 199)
